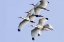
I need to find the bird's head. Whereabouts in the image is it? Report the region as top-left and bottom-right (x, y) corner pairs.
(18, 16), (22, 18)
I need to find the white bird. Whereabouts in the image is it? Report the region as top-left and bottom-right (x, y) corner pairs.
(18, 0), (49, 32)
(31, 17), (48, 40)
(18, 8), (35, 32)
(31, 23), (53, 40)
(30, 0), (50, 12)
(18, 2), (45, 32)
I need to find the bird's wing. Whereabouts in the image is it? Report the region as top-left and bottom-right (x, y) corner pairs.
(40, 0), (48, 8)
(37, 29), (43, 35)
(37, 18), (46, 26)
(47, 24), (53, 30)
(34, 1), (40, 8)
(31, 28), (40, 38)
(43, 24), (53, 30)
(18, 19), (29, 30)
(26, 8), (34, 18)
(37, 19), (43, 26)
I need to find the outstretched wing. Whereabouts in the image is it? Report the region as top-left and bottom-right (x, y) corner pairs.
(18, 19), (29, 31)
(31, 28), (40, 38)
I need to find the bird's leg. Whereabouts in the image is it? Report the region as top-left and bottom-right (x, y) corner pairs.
(44, 28), (48, 31)
(42, 28), (48, 31)
(31, 25), (37, 27)
(43, 8), (50, 11)
(31, 25), (34, 27)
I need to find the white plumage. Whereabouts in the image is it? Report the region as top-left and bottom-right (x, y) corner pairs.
(30, 0), (50, 11)
(38, 24), (53, 36)
(31, 18), (48, 40)
(18, 8), (35, 32)
(31, 23), (53, 40)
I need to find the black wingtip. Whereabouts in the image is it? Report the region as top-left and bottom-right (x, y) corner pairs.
(18, 29), (21, 32)
(30, 21), (35, 23)
(33, 15), (43, 17)
(38, 34), (40, 36)
(45, 18), (49, 20)
(32, 38), (35, 40)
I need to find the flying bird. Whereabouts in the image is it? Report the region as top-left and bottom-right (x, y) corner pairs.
(31, 23), (53, 40)
(31, 18), (49, 40)
(18, 8), (35, 32)
(30, 0), (50, 12)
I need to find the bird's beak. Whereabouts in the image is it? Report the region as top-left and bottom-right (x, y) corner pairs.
(18, 17), (22, 18)
(29, 4), (35, 6)
(25, 12), (29, 13)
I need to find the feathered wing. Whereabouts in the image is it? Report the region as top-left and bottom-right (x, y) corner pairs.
(37, 19), (43, 26)
(34, 1), (40, 8)
(26, 8), (34, 18)
(40, 0), (48, 8)
(31, 28), (40, 39)
(37, 29), (43, 36)
(44, 24), (53, 30)
(18, 19), (29, 31)
(37, 18), (47, 26)
(34, 6), (41, 15)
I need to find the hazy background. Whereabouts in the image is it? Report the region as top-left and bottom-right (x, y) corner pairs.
(0, 0), (64, 42)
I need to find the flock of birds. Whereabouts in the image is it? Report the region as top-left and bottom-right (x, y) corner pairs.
(18, 0), (53, 40)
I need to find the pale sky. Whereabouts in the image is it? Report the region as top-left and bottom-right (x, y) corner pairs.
(0, 0), (64, 42)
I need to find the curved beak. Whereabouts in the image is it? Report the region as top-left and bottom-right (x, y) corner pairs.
(25, 12), (29, 13)
(18, 17), (22, 18)
(29, 4), (35, 6)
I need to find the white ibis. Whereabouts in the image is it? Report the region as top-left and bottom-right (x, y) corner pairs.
(31, 18), (48, 40)
(30, 0), (50, 11)
(18, 8), (35, 32)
